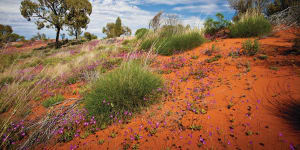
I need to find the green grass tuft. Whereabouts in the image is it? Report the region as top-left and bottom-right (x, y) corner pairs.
(84, 61), (164, 125)
(42, 94), (65, 108)
(230, 15), (272, 38)
(242, 39), (260, 56)
(140, 31), (205, 56)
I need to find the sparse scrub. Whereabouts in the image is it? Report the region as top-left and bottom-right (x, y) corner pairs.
(206, 54), (222, 63)
(0, 53), (18, 72)
(258, 54), (268, 60)
(230, 11), (272, 38)
(205, 44), (219, 56)
(84, 61), (164, 125)
(42, 94), (65, 108)
(242, 39), (260, 56)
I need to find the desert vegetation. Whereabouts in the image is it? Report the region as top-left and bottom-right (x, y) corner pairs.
(0, 0), (300, 149)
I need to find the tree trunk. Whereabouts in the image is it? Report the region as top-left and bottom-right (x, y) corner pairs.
(55, 27), (61, 49)
(75, 30), (78, 40)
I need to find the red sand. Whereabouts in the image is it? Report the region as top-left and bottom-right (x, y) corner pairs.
(35, 28), (300, 150)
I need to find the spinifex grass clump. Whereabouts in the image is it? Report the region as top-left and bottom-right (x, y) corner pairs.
(84, 61), (163, 126)
(158, 32), (205, 56)
(230, 10), (272, 38)
(140, 26), (206, 56)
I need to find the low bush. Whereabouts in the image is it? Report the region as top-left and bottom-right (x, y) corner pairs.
(135, 28), (149, 39)
(206, 54), (222, 63)
(258, 54), (268, 60)
(84, 61), (163, 125)
(140, 38), (155, 50)
(42, 94), (65, 108)
(0, 53), (18, 72)
(84, 32), (97, 41)
(230, 11), (272, 38)
(0, 76), (14, 88)
(242, 39), (260, 56)
(15, 44), (24, 48)
(204, 13), (231, 38)
(66, 76), (79, 85)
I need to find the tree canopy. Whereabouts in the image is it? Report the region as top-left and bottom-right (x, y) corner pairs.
(65, 0), (92, 39)
(0, 24), (24, 48)
(20, 0), (92, 48)
(102, 17), (131, 38)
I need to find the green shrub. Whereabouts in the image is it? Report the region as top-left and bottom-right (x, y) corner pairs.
(230, 14), (271, 38)
(242, 39), (260, 56)
(84, 61), (163, 125)
(156, 32), (205, 56)
(0, 76), (14, 88)
(140, 38), (155, 50)
(15, 44), (24, 48)
(206, 54), (222, 63)
(258, 54), (268, 60)
(204, 13), (231, 35)
(122, 40), (130, 45)
(0, 53), (18, 72)
(66, 76), (79, 85)
(135, 28), (148, 39)
(84, 32), (97, 41)
(42, 94), (65, 108)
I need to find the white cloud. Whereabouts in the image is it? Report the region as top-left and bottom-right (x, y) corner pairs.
(182, 16), (206, 29)
(173, 3), (233, 14)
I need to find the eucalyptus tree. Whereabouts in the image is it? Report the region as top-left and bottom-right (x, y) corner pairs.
(20, 0), (92, 48)
(66, 0), (92, 40)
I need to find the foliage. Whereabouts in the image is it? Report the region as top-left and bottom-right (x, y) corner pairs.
(31, 32), (48, 41)
(66, 76), (79, 85)
(0, 24), (24, 47)
(84, 32), (97, 41)
(42, 94), (65, 108)
(227, 0), (270, 21)
(102, 17), (131, 38)
(258, 54), (268, 60)
(20, 0), (92, 47)
(135, 28), (149, 39)
(115, 17), (123, 37)
(242, 39), (260, 56)
(230, 11), (272, 37)
(0, 53), (18, 72)
(266, 0), (300, 16)
(204, 13), (231, 35)
(140, 27), (205, 56)
(157, 31), (206, 56)
(65, 0), (92, 40)
(206, 54), (222, 63)
(149, 11), (163, 32)
(0, 76), (14, 88)
(84, 61), (163, 125)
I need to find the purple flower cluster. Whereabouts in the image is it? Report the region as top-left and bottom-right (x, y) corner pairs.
(1, 120), (27, 149)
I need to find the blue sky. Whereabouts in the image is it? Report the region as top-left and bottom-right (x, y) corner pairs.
(0, 0), (235, 39)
